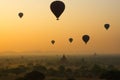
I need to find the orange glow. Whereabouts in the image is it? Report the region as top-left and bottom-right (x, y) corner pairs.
(0, 0), (120, 55)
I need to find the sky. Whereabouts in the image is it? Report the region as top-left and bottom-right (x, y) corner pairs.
(0, 0), (120, 55)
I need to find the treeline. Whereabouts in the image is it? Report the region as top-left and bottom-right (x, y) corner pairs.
(0, 63), (120, 80)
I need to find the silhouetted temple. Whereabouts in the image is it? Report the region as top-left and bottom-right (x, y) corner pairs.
(59, 54), (68, 65)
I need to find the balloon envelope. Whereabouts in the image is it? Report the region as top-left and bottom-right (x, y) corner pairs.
(51, 40), (55, 45)
(69, 38), (73, 43)
(18, 12), (23, 18)
(50, 1), (65, 20)
(104, 24), (110, 30)
(82, 35), (90, 44)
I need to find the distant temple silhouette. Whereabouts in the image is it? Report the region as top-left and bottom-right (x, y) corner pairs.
(59, 54), (68, 65)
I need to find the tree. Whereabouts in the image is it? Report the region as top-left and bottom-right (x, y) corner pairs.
(107, 65), (116, 71)
(58, 65), (65, 72)
(67, 78), (76, 80)
(33, 65), (47, 74)
(100, 70), (120, 80)
(91, 64), (103, 77)
(57, 65), (66, 77)
(79, 64), (89, 77)
(15, 77), (25, 80)
(24, 71), (45, 80)
(47, 67), (58, 76)
(66, 68), (73, 78)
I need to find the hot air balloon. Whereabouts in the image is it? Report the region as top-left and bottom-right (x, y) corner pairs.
(50, 0), (65, 20)
(69, 38), (73, 43)
(18, 12), (23, 18)
(82, 35), (90, 44)
(51, 40), (55, 45)
(104, 24), (110, 30)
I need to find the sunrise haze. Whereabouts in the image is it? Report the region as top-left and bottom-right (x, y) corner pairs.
(0, 0), (120, 55)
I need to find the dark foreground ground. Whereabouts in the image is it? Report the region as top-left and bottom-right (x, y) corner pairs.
(0, 54), (120, 80)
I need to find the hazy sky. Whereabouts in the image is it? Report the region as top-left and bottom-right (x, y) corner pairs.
(0, 0), (120, 55)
